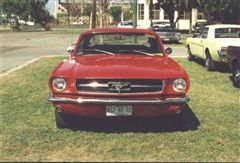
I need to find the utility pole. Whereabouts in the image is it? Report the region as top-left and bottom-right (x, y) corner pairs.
(149, 0), (153, 27)
(132, 0), (137, 28)
(91, 0), (96, 29)
(67, 0), (70, 27)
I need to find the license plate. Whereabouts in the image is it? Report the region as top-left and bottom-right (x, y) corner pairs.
(106, 105), (132, 116)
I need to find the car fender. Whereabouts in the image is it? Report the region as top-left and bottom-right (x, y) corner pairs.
(203, 39), (218, 61)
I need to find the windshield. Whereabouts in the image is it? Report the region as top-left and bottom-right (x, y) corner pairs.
(78, 33), (162, 55)
(215, 28), (240, 38)
(123, 22), (133, 26)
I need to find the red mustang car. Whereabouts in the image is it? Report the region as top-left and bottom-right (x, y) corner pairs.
(48, 28), (190, 128)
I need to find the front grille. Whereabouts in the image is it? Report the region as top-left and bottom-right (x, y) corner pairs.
(75, 79), (163, 94)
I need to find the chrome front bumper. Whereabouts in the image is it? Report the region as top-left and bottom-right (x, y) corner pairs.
(48, 96), (190, 104)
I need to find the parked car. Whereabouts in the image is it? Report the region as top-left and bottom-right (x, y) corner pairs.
(192, 21), (213, 37)
(227, 46), (240, 87)
(48, 28), (190, 129)
(186, 24), (240, 71)
(117, 21), (133, 28)
(71, 21), (84, 25)
(151, 21), (181, 42)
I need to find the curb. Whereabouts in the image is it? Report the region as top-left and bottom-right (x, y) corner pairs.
(1, 55), (67, 77)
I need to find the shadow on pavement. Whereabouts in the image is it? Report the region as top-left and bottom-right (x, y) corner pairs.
(68, 105), (200, 133)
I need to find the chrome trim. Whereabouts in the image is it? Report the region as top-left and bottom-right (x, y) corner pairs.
(75, 79), (165, 94)
(48, 95), (190, 104)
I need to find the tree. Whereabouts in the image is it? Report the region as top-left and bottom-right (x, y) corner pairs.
(2, 0), (54, 31)
(99, 0), (110, 28)
(155, 0), (199, 28)
(109, 6), (122, 23)
(199, 0), (240, 24)
(82, 3), (92, 17)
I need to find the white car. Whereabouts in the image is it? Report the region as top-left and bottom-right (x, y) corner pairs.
(186, 24), (240, 71)
(71, 21), (84, 25)
(117, 21), (133, 28)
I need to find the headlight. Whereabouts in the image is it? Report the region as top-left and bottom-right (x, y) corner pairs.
(173, 78), (187, 93)
(52, 77), (66, 92)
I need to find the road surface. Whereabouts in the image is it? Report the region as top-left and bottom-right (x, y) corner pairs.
(1, 32), (187, 72)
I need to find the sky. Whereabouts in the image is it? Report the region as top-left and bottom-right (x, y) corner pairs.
(46, 0), (57, 17)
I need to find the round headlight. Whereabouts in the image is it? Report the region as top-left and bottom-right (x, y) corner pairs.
(173, 78), (187, 93)
(52, 77), (66, 92)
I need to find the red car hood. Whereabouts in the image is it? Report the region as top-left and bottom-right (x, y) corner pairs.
(52, 54), (188, 79)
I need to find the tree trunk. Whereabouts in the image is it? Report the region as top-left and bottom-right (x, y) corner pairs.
(12, 16), (20, 31)
(189, 8), (192, 34)
(100, 0), (103, 28)
(91, 0), (96, 29)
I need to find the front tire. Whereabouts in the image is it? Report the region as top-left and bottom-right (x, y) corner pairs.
(205, 50), (215, 71)
(233, 64), (240, 88)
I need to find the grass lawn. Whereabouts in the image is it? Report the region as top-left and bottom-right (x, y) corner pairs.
(1, 57), (239, 162)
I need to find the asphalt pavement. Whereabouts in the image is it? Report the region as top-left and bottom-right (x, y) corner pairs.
(1, 32), (187, 73)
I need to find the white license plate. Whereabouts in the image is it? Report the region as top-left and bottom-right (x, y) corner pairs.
(106, 105), (132, 116)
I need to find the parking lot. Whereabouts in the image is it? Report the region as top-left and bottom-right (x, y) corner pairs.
(1, 31), (187, 73)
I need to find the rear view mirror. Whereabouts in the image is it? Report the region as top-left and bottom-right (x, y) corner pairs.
(166, 47), (172, 55)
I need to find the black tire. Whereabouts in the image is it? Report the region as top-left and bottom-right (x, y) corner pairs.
(233, 65), (240, 88)
(205, 50), (215, 71)
(55, 110), (71, 129)
(187, 45), (194, 61)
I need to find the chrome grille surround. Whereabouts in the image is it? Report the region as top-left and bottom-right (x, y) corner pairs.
(75, 79), (164, 94)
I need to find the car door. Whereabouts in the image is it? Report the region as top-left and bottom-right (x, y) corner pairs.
(194, 27), (209, 58)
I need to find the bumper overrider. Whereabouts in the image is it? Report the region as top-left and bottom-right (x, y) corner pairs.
(48, 95), (190, 104)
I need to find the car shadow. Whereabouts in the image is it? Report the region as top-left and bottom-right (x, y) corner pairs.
(68, 105), (200, 133)
(192, 57), (231, 73)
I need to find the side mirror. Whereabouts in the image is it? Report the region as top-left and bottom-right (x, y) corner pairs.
(166, 47), (172, 55)
(66, 45), (74, 54)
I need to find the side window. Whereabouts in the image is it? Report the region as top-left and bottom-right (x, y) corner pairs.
(200, 27), (209, 39)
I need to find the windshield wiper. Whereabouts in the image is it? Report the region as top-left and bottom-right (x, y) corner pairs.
(131, 50), (155, 57)
(79, 48), (115, 56)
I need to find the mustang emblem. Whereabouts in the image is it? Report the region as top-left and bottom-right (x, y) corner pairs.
(108, 82), (131, 93)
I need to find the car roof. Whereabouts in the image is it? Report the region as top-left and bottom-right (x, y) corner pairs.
(205, 24), (240, 29)
(81, 28), (157, 35)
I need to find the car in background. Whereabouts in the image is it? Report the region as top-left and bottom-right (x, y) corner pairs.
(117, 21), (133, 28)
(48, 28), (190, 129)
(226, 46), (240, 87)
(192, 21), (213, 37)
(151, 21), (181, 43)
(71, 21), (84, 25)
(186, 24), (240, 71)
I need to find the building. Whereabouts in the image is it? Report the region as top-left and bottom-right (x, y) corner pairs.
(137, 0), (206, 30)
